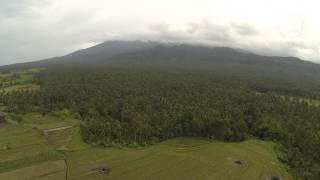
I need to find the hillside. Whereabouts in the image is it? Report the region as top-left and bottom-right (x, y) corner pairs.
(1, 41), (320, 80)
(0, 41), (158, 71)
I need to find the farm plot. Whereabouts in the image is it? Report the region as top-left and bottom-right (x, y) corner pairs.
(0, 160), (66, 180)
(0, 123), (63, 173)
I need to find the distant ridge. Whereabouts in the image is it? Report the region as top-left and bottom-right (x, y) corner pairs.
(1, 40), (320, 79)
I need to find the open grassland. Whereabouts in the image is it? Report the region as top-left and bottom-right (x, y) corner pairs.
(8, 112), (79, 130)
(0, 160), (66, 180)
(66, 138), (292, 180)
(0, 123), (63, 173)
(4, 111), (79, 149)
(0, 111), (292, 180)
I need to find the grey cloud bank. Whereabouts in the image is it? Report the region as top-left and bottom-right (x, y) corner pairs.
(0, 0), (319, 65)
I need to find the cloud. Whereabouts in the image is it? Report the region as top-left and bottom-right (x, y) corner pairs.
(0, 0), (320, 65)
(231, 23), (258, 36)
(0, 0), (31, 18)
(125, 21), (319, 61)
(137, 21), (235, 44)
(149, 22), (170, 34)
(194, 22), (233, 43)
(0, 0), (48, 20)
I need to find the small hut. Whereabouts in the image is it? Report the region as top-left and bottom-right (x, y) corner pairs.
(90, 164), (111, 175)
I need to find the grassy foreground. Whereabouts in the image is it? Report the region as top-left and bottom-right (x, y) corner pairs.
(0, 110), (292, 180)
(0, 160), (66, 180)
(66, 138), (292, 180)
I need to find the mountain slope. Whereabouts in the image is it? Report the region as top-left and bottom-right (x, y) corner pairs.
(1, 41), (320, 79)
(102, 44), (320, 78)
(0, 41), (159, 71)
(62, 40), (159, 63)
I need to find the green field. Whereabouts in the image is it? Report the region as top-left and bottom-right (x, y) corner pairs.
(0, 68), (43, 92)
(8, 112), (79, 130)
(0, 110), (293, 180)
(66, 138), (292, 180)
(0, 119), (292, 180)
(0, 123), (63, 173)
(0, 160), (66, 180)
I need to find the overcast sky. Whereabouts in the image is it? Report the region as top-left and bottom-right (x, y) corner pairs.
(1, 0), (320, 65)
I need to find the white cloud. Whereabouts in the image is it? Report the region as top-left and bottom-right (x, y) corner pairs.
(0, 0), (320, 65)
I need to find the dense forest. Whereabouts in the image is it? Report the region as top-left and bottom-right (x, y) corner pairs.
(1, 65), (320, 179)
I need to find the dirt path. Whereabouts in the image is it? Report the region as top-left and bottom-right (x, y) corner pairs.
(43, 126), (73, 136)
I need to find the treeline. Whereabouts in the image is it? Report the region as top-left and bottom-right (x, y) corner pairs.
(1, 66), (320, 179)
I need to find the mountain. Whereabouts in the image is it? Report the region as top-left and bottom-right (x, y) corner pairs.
(1, 40), (320, 79)
(0, 40), (159, 71)
(104, 44), (320, 77)
(61, 40), (159, 63)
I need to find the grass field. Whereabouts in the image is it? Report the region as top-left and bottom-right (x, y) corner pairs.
(8, 112), (79, 130)
(0, 123), (63, 173)
(45, 126), (74, 149)
(0, 160), (66, 180)
(66, 138), (293, 180)
(0, 111), (293, 180)
(0, 125), (293, 180)
(0, 68), (43, 92)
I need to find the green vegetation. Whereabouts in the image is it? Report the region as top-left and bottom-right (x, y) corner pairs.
(0, 160), (66, 180)
(45, 127), (74, 149)
(281, 95), (320, 107)
(7, 111), (78, 130)
(0, 118), (292, 180)
(66, 138), (292, 180)
(0, 124), (64, 173)
(0, 68), (42, 93)
(1, 65), (320, 179)
(66, 127), (91, 151)
(2, 84), (40, 93)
